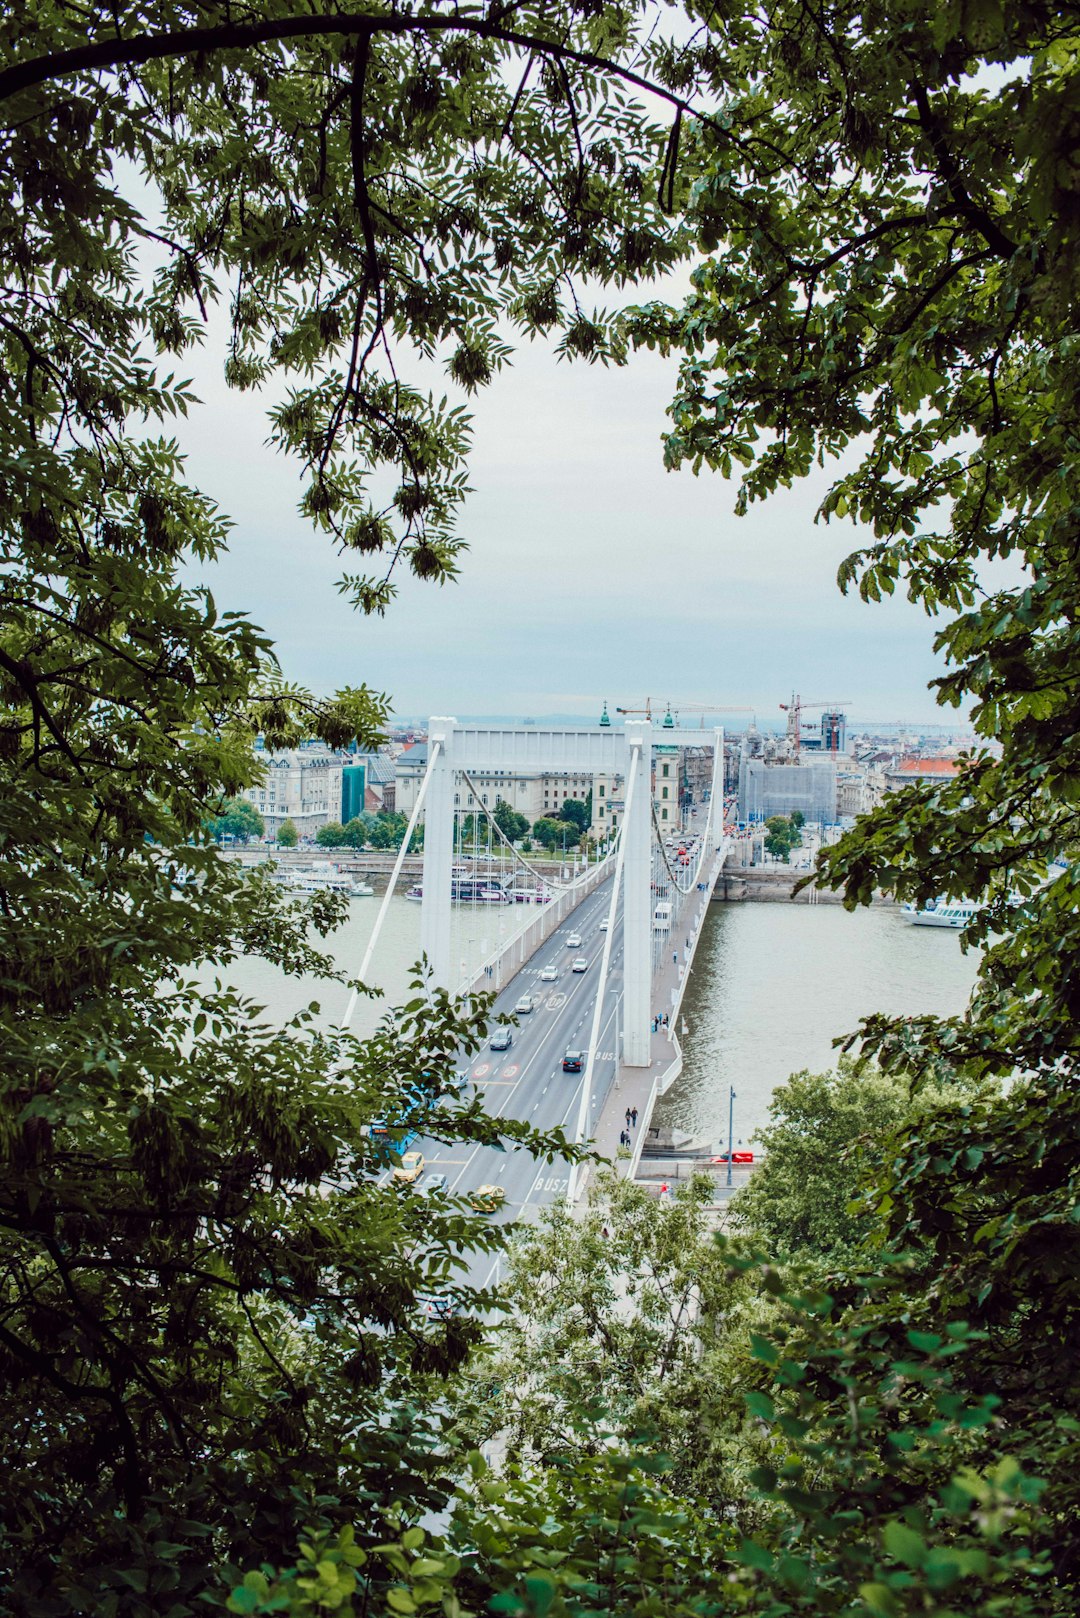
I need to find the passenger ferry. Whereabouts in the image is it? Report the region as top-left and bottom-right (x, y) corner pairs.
(901, 898), (978, 929)
(279, 871), (373, 897)
(404, 880), (508, 904)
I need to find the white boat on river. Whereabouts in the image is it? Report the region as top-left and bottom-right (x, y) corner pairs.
(901, 898), (978, 929)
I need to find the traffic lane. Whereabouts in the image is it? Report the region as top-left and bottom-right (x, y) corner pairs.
(413, 929), (624, 1216)
(442, 941), (623, 1192)
(411, 987), (617, 1292)
(463, 993), (624, 1292)
(401, 885), (623, 1233)
(467, 962), (624, 1205)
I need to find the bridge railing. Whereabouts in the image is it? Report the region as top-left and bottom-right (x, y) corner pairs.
(462, 861), (610, 999)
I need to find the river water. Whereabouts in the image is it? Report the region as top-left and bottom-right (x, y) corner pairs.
(205, 894), (980, 1147)
(656, 901), (981, 1151)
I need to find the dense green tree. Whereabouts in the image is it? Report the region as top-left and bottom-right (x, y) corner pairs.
(763, 812), (802, 862)
(0, 0), (689, 1608)
(531, 816), (568, 851)
(454, 1170), (776, 1516)
(729, 1058), (972, 1266)
(558, 796), (590, 834)
(276, 818), (299, 847)
(315, 820), (347, 847)
(492, 796), (529, 844)
(206, 796), (266, 843)
(340, 816), (369, 849)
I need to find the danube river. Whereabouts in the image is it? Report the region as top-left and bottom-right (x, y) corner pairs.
(203, 892), (980, 1148)
(656, 901), (981, 1150)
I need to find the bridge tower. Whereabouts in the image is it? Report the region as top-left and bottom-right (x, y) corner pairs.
(418, 716), (457, 983)
(621, 720), (653, 1066)
(415, 716), (657, 1066)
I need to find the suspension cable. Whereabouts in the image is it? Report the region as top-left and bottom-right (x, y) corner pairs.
(340, 737), (441, 1028)
(457, 765), (621, 892)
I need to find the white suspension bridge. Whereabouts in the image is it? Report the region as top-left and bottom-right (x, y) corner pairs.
(346, 717), (730, 1248)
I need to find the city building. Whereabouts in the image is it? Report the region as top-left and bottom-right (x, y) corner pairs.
(247, 742), (344, 839)
(882, 756), (961, 793)
(737, 755), (839, 824)
(395, 743), (545, 822)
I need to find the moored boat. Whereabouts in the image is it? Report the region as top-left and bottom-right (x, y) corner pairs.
(901, 898), (979, 929)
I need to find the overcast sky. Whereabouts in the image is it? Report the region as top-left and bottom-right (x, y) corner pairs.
(176, 290), (959, 731)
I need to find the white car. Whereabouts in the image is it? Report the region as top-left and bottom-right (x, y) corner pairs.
(539, 965), (558, 982)
(571, 956), (589, 973)
(599, 919), (609, 931)
(515, 993), (538, 1014)
(566, 932), (582, 948)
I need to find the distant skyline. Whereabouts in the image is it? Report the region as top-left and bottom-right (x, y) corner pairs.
(177, 296), (969, 728)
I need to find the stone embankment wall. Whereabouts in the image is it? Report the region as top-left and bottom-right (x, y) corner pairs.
(226, 847), (575, 893)
(713, 868), (896, 906)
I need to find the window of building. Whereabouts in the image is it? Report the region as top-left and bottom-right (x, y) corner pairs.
(662, 786), (669, 799)
(454, 794), (460, 805)
(661, 806), (668, 820)
(662, 762), (670, 777)
(599, 784), (605, 797)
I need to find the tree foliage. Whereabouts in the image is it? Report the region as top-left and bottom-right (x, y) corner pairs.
(0, 0), (691, 1609)
(492, 797), (530, 844)
(276, 817), (299, 846)
(558, 796), (591, 834)
(763, 813), (802, 863)
(207, 796), (266, 842)
(729, 1058), (984, 1267)
(315, 820), (347, 847)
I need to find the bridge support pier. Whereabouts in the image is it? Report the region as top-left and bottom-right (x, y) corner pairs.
(420, 717), (456, 990)
(622, 723), (652, 1066)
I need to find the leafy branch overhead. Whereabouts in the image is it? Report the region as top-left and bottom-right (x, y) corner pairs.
(1, 0), (703, 691)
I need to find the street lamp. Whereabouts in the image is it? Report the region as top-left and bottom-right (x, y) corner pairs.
(727, 1086), (736, 1188)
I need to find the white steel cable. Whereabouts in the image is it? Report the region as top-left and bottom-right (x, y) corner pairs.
(457, 765), (617, 894)
(340, 738), (442, 1030)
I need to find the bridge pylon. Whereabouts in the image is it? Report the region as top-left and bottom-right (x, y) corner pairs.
(622, 722), (653, 1066)
(419, 717), (457, 989)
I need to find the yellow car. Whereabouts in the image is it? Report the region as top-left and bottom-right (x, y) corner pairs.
(393, 1150), (425, 1185)
(468, 1183), (506, 1214)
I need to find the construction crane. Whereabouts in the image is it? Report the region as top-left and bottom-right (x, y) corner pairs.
(671, 702), (757, 730)
(779, 694), (851, 758)
(615, 700), (657, 720)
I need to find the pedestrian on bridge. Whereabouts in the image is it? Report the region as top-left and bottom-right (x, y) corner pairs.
(625, 1107), (632, 1128)
(631, 1107), (638, 1127)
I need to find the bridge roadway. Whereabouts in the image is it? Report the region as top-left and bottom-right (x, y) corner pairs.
(408, 876), (626, 1291)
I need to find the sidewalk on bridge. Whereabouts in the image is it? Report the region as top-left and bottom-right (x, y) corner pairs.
(584, 929), (699, 1194)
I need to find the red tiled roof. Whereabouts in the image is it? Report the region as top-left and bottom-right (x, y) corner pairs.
(894, 758), (959, 774)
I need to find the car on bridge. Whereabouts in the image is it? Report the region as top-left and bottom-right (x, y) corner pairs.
(571, 956), (589, 972)
(599, 918), (609, 931)
(514, 993), (539, 1014)
(469, 1183), (507, 1214)
(393, 1150), (425, 1185)
(562, 1050), (585, 1073)
(566, 931), (583, 948)
(489, 1027), (513, 1051)
(423, 1172), (449, 1194)
(539, 964), (558, 982)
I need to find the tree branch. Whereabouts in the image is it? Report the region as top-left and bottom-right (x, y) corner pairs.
(0, 9), (704, 133)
